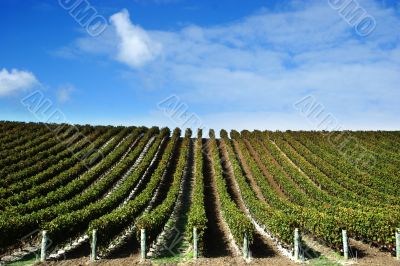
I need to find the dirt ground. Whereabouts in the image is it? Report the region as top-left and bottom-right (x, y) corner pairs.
(38, 256), (299, 266)
(346, 238), (400, 266)
(37, 253), (400, 266)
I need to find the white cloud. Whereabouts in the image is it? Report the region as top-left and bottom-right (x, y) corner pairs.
(0, 68), (39, 97)
(58, 0), (400, 129)
(143, 0), (400, 114)
(109, 9), (162, 68)
(57, 84), (75, 103)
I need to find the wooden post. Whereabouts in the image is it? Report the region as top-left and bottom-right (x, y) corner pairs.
(40, 230), (47, 262)
(294, 228), (300, 261)
(396, 228), (400, 260)
(91, 229), (97, 261)
(193, 227), (198, 259)
(342, 230), (349, 260)
(243, 233), (249, 259)
(140, 229), (146, 260)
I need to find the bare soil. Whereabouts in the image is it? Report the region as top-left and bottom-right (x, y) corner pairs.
(202, 139), (233, 257)
(216, 139), (247, 213)
(156, 139), (195, 257)
(347, 238), (399, 266)
(38, 256), (299, 266)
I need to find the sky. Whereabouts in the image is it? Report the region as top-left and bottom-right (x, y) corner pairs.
(0, 0), (399, 132)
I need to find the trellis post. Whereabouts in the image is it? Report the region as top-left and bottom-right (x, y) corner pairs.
(294, 228), (300, 261)
(193, 227), (198, 259)
(342, 230), (349, 260)
(91, 229), (97, 261)
(40, 230), (47, 262)
(243, 233), (250, 259)
(140, 229), (146, 260)
(396, 228), (400, 260)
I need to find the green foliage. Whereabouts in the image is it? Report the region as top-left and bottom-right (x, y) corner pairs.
(45, 127), (163, 243)
(0, 121), (399, 253)
(0, 127), (110, 197)
(87, 128), (179, 248)
(222, 130), (296, 247)
(0, 125), (52, 164)
(135, 128), (191, 241)
(208, 129), (254, 247)
(291, 132), (399, 197)
(186, 129), (207, 251)
(0, 127), (148, 248)
(0, 127), (127, 210)
(245, 131), (399, 249)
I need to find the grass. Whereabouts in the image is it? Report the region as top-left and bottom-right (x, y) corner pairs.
(308, 255), (342, 266)
(151, 250), (193, 264)
(151, 240), (194, 265)
(6, 255), (37, 266)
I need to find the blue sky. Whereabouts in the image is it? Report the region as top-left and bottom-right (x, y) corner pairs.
(0, 0), (399, 131)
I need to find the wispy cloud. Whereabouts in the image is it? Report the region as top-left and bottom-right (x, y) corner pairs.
(57, 84), (75, 103)
(56, 0), (400, 129)
(0, 68), (39, 97)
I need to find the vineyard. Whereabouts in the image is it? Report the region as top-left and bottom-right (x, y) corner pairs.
(0, 121), (399, 265)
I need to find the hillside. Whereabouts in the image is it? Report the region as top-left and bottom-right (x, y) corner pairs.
(0, 121), (399, 266)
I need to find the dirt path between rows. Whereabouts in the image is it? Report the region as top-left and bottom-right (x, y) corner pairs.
(202, 139), (233, 257)
(39, 255), (301, 265)
(155, 139), (195, 257)
(347, 238), (398, 266)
